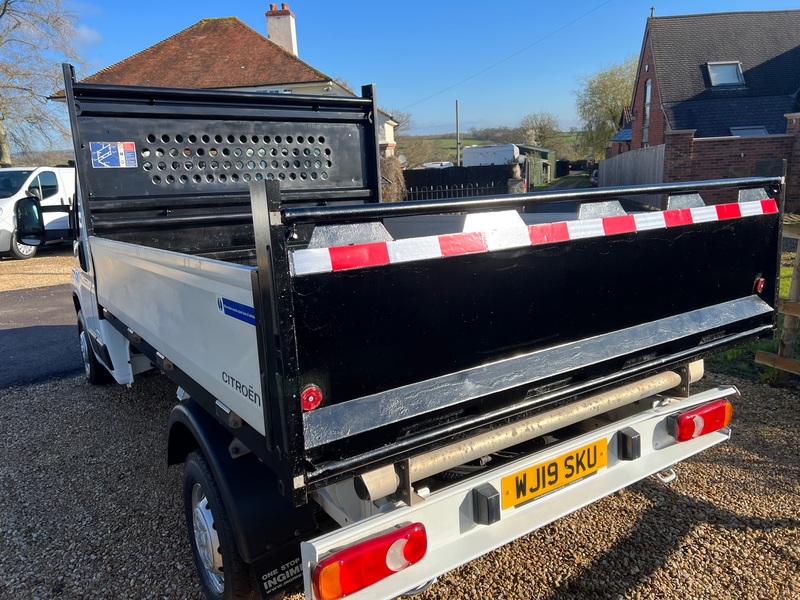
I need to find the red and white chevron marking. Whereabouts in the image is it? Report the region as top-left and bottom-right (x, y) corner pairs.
(289, 199), (778, 277)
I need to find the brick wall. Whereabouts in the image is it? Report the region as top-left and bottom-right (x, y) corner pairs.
(664, 128), (797, 211)
(630, 32), (666, 151)
(785, 113), (800, 212)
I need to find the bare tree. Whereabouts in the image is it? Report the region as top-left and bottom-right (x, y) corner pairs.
(575, 55), (638, 157)
(388, 108), (412, 136)
(0, 0), (83, 165)
(518, 112), (561, 147)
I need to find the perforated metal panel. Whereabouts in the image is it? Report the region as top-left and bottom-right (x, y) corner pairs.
(64, 65), (382, 206)
(77, 118), (366, 200)
(140, 131), (336, 187)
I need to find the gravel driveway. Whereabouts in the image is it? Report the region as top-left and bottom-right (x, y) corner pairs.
(1, 256), (799, 600)
(1, 371), (798, 600)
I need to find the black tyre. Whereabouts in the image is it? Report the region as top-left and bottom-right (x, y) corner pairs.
(9, 231), (37, 259)
(183, 449), (258, 600)
(77, 310), (112, 384)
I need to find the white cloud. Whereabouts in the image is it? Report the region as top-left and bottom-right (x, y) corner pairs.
(74, 24), (103, 47)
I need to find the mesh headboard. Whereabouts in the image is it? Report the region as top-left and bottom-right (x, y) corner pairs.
(64, 64), (382, 207)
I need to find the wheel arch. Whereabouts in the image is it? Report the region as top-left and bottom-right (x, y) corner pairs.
(168, 400), (317, 567)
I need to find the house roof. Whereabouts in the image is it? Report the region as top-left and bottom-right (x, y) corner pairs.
(610, 122), (632, 142)
(646, 10), (800, 137)
(516, 144), (555, 153)
(80, 17), (331, 89)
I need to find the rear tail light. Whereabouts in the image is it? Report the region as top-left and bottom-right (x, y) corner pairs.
(313, 522), (427, 600)
(667, 399), (733, 442)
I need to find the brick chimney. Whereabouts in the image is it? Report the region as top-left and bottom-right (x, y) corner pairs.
(266, 3), (298, 56)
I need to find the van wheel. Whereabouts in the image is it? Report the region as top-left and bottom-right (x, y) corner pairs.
(9, 232), (37, 259)
(184, 449), (259, 600)
(77, 310), (112, 384)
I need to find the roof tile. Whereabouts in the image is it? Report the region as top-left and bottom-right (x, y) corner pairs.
(648, 10), (800, 136)
(81, 17), (330, 89)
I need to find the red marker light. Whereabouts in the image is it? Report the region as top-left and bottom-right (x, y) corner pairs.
(755, 278), (766, 294)
(301, 384), (323, 411)
(668, 399), (733, 442)
(313, 523), (427, 600)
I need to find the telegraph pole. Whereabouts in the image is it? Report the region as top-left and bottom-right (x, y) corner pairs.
(456, 100), (461, 166)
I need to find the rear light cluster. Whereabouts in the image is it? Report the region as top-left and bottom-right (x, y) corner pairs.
(313, 522), (427, 600)
(668, 398), (733, 442)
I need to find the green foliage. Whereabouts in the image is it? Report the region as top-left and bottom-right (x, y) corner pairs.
(467, 125), (584, 161)
(706, 266), (794, 383)
(395, 136), (483, 166)
(395, 136), (443, 168)
(574, 55), (638, 158)
(468, 126), (521, 144)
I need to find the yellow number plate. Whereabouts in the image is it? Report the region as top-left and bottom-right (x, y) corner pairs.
(501, 439), (608, 509)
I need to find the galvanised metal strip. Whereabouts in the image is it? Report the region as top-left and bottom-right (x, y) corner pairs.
(290, 199), (778, 277)
(301, 295), (774, 448)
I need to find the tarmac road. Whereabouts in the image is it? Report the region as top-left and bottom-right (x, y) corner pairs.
(0, 283), (81, 387)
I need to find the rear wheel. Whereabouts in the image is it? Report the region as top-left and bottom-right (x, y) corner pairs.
(183, 449), (258, 600)
(77, 310), (112, 384)
(9, 231), (36, 259)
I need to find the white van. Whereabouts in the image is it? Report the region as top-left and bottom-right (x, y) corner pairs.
(0, 166), (75, 258)
(461, 143), (520, 167)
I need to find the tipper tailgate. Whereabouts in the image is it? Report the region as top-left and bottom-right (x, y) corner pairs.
(259, 185), (780, 483)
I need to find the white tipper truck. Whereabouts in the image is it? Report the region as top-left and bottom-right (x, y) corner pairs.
(17, 65), (783, 600)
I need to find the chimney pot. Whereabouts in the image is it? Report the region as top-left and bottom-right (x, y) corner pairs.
(269, 3), (277, 10)
(281, 3), (289, 9)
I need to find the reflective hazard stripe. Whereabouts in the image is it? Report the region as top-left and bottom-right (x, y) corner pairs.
(289, 199), (778, 277)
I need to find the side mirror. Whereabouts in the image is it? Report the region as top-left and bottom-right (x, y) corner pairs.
(15, 197), (45, 246)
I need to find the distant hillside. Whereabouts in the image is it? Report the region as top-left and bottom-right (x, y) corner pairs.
(9, 149), (75, 167)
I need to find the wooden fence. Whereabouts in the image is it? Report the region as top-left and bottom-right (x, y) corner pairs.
(598, 144), (665, 208)
(599, 144), (664, 187)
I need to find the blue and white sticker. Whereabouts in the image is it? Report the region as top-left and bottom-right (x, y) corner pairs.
(90, 142), (138, 168)
(217, 296), (256, 326)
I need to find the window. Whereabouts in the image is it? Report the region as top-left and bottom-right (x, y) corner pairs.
(730, 126), (768, 136)
(643, 79), (652, 128)
(0, 170), (32, 198)
(707, 62), (745, 86)
(29, 171), (59, 199)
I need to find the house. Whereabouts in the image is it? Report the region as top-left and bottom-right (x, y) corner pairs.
(72, 4), (397, 156)
(607, 10), (800, 211)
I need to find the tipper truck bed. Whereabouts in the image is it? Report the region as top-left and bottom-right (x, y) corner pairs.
(16, 64), (783, 600)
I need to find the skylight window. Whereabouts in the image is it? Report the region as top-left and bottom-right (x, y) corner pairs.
(730, 126), (768, 136)
(708, 62), (745, 86)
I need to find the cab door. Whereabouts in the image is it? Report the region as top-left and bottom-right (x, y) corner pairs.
(28, 170), (71, 235)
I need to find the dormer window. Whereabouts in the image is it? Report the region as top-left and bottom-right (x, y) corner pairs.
(707, 62), (745, 86)
(730, 126), (768, 136)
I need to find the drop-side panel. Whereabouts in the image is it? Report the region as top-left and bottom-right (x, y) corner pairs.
(90, 237), (264, 434)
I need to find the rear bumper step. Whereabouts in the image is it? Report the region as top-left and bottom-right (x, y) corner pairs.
(302, 386), (735, 600)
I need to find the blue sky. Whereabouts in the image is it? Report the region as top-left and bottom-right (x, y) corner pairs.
(71, 0), (800, 135)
